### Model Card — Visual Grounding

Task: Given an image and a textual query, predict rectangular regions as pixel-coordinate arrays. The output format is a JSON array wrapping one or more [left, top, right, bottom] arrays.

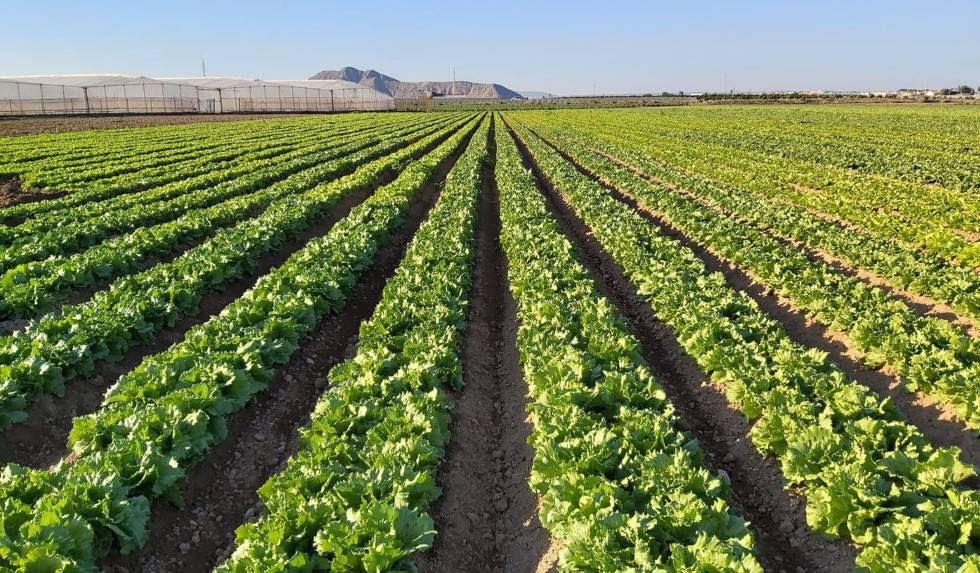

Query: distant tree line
[[937, 85, 976, 95], [698, 92, 863, 100]]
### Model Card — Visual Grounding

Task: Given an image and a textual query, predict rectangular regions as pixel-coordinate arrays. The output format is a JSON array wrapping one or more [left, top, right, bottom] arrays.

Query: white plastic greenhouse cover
[[0, 73, 393, 115], [161, 76, 392, 113]]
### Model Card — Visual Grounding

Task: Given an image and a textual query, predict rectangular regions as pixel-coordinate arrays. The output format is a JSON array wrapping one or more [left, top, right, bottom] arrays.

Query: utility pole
[[202, 59, 207, 78], [452, 66, 456, 96]]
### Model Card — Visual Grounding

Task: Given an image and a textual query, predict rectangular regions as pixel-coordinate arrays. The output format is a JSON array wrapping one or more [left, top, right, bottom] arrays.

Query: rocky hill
[[310, 66, 523, 100]]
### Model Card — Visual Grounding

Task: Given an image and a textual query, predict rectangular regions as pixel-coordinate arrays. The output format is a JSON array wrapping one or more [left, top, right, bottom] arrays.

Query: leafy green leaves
[[505, 114, 980, 571], [0, 116, 467, 428], [496, 121, 761, 571], [0, 116, 479, 570], [218, 117, 489, 571]]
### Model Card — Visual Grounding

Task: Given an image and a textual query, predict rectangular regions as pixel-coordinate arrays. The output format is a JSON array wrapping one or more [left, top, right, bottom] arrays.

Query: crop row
[[218, 115, 491, 572], [540, 120, 980, 324], [18, 122, 321, 190], [0, 124, 324, 222], [601, 106, 980, 192], [650, 119, 980, 267], [0, 115, 457, 274], [0, 114, 347, 172], [19, 120, 331, 196], [0, 115, 474, 428], [511, 116, 980, 434], [0, 113, 444, 226], [505, 116, 979, 572], [0, 122, 330, 236], [531, 109, 980, 269], [0, 116, 454, 319], [0, 116, 480, 571], [493, 122, 764, 570], [22, 114, 406, 193]]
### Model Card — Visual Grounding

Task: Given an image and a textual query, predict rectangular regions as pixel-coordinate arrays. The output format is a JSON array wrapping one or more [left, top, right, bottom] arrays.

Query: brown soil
[[0, 113, 324, 137], [6, 122, 450, 321], [0, 177, 67, 208], [506, 121, 858, 572], [955, 229, 980, 243], [590, 148, 980, 335], [99, 124, 477, 573], [57, 235, 212, 310], [559, 141, 980, 470], [0, 122, 469, 469], [0, 175, 382, 469], [415, 120, 559, 573]]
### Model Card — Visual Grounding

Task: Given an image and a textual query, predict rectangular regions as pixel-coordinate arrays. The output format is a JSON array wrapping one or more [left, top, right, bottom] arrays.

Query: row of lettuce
[[213, 114, 980, 570], [0, 114, 445, 235], [0, 115, 456, 319], [10, 122, 322, 190], [0, 116, 481, 570], [218, 117, 767, 572], [620, 105, 980, 194], [0, 110, 975, 571], [517, 108, 980, 273], [0, 115, 470, 428], [0, 121, 331, 220], [0, 113, 764, 571], [504, 116, 979, 572], [490, 122, 763, 571], [216, 112, 492, 572], [511, 111, 980, 435], [0, 114, 358, 189], [520, 112, 980, 323]]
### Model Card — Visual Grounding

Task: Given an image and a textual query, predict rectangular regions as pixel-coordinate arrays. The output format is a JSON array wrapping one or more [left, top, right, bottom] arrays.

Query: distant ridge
[[310, 66, 524, 100]]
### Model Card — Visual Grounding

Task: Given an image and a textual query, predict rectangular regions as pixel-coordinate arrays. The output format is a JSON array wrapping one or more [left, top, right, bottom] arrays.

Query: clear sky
[[2, 0, 977, 95]]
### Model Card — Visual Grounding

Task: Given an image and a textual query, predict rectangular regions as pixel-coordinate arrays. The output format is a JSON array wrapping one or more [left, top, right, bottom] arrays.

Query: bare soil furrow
[[506, 121, 858, 572], [0, 179, 381, 469], [0, 123, 470, 468], [590, 147, 978, 337], [415, 120, 558, 573], [99, 125, 477, 573], [0, 177, 67, 212], [534, 129, 980, 470]]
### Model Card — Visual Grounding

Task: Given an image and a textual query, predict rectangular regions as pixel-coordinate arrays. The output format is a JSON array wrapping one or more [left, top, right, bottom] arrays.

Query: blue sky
[[3, 0, 977, 95]]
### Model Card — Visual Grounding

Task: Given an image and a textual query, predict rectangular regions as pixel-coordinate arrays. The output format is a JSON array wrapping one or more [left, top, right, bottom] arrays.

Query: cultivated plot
[[0, 106, 976, 572]]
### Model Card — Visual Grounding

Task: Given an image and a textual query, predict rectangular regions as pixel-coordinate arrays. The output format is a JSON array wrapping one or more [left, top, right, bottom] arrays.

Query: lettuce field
[[0, 105, 977, 572]]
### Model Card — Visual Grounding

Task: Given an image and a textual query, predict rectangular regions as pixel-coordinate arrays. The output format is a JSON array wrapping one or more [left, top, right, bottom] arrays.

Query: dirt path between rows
[[100, 124, 479, 573], [1, 122, 449, 324], [589, 147, 979, 337], [415, 120, 559, 573], [0, 175, 381, 470], [529, 127, 980, 473], [0, 177, 67, 209], [0, 125, 467, 469], [505, 120, 858, 572]]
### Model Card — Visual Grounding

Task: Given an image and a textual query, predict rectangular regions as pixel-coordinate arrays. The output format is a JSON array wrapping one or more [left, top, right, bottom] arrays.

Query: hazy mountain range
[[309, 66, 524, 99]]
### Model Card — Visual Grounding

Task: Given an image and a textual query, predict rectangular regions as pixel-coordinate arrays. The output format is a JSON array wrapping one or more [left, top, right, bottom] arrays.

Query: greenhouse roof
[[0, 75, 390, 98], [0, 74, 168, 87]]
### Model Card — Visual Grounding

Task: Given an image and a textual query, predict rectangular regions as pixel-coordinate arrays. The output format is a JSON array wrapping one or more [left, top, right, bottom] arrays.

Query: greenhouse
[[0, 74, 393, 115]]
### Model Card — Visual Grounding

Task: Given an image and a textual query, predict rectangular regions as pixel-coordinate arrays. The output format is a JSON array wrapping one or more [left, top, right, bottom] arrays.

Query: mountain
[[314, 66, 398, 94], [310, 66, 524, 100]]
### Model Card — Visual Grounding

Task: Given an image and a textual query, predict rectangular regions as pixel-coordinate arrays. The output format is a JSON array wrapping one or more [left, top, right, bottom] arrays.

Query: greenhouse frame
[[0, 74, 394, 116]]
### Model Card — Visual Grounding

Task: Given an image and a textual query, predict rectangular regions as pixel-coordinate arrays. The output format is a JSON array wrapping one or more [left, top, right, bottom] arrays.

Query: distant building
[[897, 89, 935, 99]]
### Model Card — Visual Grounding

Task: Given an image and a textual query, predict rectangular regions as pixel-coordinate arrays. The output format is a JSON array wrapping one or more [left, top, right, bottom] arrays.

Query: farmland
[[0, 105, 976, 572]]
